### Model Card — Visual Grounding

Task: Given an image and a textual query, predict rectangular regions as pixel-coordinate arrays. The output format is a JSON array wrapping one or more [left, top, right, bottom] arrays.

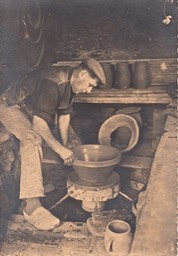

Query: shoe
[[23, 206, 60, 230]]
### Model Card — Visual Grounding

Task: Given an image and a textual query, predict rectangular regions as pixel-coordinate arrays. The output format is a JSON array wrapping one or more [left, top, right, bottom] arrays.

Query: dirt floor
[[0, 179, 136, 255], [0, 240, 99, 256]]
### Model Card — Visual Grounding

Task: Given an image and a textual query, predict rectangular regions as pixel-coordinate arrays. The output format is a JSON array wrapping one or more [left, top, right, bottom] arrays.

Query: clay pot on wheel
[[72, 144, 121, 183]]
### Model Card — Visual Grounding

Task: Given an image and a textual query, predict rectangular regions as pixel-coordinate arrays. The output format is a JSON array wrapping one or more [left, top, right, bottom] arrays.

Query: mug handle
[[105, 238, 114, 253]]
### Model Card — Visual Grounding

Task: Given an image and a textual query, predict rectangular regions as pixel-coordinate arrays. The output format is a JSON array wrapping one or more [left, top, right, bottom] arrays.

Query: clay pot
[[114, 62, 131, 89], [132, 61, 149, 89], [72, 144, 121, 183], [98, 114, 140, 153], [104, 220, 132, 256], [100, 107, 115, 121], [111, 127, 131, 151], [115, 106, 143, 128], [100, 63, 114, 89]]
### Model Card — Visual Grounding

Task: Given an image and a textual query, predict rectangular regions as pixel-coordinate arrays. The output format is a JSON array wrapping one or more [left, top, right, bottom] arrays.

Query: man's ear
[[79, 69, 88, 78]]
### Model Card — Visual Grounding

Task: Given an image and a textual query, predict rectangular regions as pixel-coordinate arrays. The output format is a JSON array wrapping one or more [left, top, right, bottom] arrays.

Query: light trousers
[[0, 102, 45, 199]]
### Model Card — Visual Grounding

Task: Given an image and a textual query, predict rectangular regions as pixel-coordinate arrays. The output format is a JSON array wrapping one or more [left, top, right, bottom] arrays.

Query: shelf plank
[[74, 87, 171, 104], [75, 99, 170, 104], [53, 58, 176, 87], [53, 58, 174, 104]]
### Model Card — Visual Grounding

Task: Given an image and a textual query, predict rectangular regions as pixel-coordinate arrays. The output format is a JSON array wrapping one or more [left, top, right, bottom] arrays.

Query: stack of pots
[[99, 61, 150, 89]]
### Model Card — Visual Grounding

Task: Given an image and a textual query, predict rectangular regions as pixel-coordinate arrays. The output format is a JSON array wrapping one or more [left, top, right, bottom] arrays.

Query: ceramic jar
[[132, 61, 149, 89], [100, 63, 114, 89], [104, 220, 132, 256], [114, 62, 131, 89]]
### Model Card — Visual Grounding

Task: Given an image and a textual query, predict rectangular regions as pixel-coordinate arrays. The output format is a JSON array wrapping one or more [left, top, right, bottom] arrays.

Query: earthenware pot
[[132, 61, 149, 89], [98, 114, 140, 153], [104, 220, 132, 256], [100, 63, 114, 89], [72, 144, 121, 183], [114, 62, 131, 89]]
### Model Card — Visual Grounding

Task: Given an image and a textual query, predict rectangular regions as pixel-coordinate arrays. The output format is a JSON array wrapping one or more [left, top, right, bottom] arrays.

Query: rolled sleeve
[[56, 102, 74, 115], [34, 112, 52, 124]]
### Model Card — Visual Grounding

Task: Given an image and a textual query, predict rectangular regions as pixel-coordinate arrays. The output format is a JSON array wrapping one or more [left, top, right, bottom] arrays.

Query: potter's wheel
[[68, 171, 120, 188], [67, 171, 120, 212]]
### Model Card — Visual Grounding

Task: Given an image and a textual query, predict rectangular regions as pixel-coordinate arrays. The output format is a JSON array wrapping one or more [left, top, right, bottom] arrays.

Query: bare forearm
[[58, 114, 70, 146], [32, 115, 64, 154], [32, 115, 75, 165]]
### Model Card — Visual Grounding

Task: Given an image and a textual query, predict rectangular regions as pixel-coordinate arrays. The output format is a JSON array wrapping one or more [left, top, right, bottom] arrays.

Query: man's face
[[71, 69, 99, 94]]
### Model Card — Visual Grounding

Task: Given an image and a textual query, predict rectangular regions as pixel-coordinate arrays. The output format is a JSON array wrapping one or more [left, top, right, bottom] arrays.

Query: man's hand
[[59, 146, 75, 165]]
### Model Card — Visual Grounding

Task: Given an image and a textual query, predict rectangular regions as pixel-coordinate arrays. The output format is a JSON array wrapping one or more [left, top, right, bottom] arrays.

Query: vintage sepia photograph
[[0, 0, 177, 255]]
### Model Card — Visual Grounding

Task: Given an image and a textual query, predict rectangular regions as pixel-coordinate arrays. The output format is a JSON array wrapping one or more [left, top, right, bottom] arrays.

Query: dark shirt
[[1, 66, 75, 124]]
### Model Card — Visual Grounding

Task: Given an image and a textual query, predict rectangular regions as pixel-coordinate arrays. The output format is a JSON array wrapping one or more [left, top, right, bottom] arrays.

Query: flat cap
[[82, 58, 106, 86]]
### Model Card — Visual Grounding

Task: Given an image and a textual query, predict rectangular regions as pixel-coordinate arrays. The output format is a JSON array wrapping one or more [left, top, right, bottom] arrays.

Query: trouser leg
[[19, 139, 44, 199], [0, 104, 45, 199]]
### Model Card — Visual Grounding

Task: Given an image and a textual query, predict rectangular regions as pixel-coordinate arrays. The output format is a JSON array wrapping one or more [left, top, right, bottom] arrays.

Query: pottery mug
[[104, 220, 132, 256]]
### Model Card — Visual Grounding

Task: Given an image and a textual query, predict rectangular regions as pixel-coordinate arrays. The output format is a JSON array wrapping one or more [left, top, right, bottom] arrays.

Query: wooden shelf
[[74, 88, 171, 104], [53, 58, 175, 104]]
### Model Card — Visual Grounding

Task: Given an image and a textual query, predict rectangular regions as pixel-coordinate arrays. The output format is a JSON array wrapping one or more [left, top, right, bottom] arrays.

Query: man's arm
[[58, 114, 70, 146], [32, 115, 74, 165]]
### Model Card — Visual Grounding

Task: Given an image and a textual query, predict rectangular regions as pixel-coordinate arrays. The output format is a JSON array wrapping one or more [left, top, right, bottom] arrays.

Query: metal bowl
[[72, 144, 121, 183]]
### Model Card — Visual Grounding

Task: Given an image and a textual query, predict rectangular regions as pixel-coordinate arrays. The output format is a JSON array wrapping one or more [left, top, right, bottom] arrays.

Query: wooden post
[[152, 108, 167, 150]]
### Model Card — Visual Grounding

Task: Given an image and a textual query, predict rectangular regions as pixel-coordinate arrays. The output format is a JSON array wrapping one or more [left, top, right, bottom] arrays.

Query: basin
[[72, 144, 121, 183]]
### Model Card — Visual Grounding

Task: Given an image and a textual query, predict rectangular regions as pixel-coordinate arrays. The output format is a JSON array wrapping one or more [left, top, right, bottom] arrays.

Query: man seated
[[0, 58, 106, 230]]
